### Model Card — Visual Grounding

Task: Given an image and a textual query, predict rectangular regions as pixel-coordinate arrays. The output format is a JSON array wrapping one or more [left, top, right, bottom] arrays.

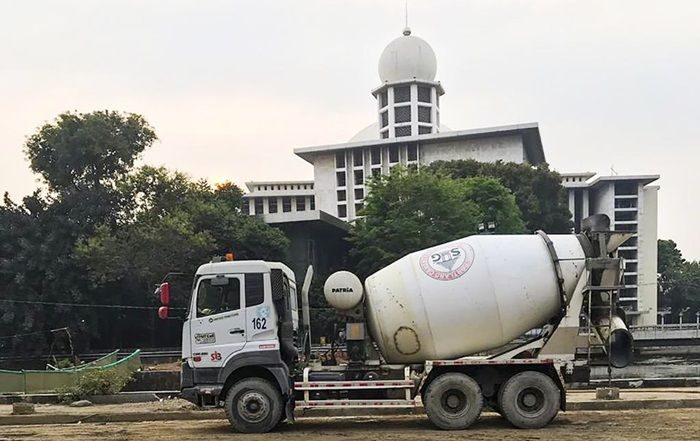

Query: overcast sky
[[1, 1, 698, 259]]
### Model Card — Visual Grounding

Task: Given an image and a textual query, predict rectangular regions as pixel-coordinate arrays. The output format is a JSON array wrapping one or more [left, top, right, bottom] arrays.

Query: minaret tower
[[373, 27, 444, 139]]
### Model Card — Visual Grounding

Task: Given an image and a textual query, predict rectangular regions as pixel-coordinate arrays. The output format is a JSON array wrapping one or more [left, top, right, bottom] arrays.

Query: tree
[[1, 111, 289, 354], [657, 240, 700, 320], [1, 112, 156, 354], [25, 111, 156, 194], [349, 167, 524, 278], [427, 160, 572, 233], [462, 177, 526, 234], [75, 167, 289, 347]]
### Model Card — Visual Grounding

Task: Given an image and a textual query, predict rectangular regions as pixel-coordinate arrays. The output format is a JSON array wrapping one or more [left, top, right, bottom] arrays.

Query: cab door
[[190, 275, 246, 372]]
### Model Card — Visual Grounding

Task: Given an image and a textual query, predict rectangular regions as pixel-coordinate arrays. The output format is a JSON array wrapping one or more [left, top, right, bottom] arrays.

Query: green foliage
[[24, 111, 156, 193], [349, 167, 524, 278], [54, 358, 75, 369], [0, 111, 289, 353], [657, 240, 700, 319], [58, 369, 133, 400], [427, 159, 572, 233], [462, 177, 526, 234]]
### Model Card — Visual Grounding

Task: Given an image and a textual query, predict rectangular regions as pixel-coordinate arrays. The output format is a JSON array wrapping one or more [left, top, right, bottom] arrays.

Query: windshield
[[196, 277, 241, 317]]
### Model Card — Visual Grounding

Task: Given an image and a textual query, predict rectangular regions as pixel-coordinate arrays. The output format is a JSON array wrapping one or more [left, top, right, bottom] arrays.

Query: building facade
[[239, 26, 661, 323], [562, 173, 660, 326], [295, 124, 544, 221]]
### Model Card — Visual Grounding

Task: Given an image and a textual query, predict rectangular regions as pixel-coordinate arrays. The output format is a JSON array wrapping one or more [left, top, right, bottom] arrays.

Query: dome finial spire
[[403, 0, 411, 35]]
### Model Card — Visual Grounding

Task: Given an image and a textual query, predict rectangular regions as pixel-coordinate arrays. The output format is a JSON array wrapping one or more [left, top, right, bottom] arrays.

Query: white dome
[[378, 28, 437, 83]]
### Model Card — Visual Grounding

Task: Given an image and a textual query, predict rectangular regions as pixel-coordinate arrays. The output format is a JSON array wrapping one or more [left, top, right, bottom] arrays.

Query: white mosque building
[[241, 27, 660, 326]]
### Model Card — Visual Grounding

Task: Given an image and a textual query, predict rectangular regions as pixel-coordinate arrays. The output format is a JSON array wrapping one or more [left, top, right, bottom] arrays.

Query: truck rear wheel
[[424, 373, 483, 430], [224, 378, 283, 433], [498, 371, 560, 429]]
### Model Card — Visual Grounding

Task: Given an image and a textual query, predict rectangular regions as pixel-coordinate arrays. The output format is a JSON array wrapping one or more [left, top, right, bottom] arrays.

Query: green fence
[[46, 350, 119, 371], [0, 350, 141, 394]]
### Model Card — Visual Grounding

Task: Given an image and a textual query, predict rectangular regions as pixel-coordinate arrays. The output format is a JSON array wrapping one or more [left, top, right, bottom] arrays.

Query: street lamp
[[478, 221, 497, 235]]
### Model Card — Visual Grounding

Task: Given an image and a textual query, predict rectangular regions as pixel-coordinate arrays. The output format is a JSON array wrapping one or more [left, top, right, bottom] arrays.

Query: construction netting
[[0, 349, 141, 394]]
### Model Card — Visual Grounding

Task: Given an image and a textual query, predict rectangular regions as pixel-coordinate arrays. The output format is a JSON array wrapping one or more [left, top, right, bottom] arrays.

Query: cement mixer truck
[[165, 214, 634, 433]]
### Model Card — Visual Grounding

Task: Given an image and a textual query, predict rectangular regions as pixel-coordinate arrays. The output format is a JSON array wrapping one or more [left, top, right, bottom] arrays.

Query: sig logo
[[419, 244, 475, 281], [331, 287, 354, 293], [210, 351, 222, 362]]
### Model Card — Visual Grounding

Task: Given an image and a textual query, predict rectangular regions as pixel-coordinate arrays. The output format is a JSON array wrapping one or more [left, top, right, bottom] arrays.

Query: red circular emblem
[[419, 244, 475, 281]]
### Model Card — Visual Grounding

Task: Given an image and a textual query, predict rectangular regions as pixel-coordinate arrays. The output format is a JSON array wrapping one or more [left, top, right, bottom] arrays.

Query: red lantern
[[158, 306, 169, 320], [159, 282, 170, 305]]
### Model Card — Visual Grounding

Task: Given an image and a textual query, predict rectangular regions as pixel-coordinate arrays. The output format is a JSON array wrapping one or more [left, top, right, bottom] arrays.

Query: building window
[[336, 171, 346, 187], [353, 149, 363, 166], [615, 181, 638, 196], [337, 190, 346, 202], [354, 188, 364, 200], [395, 126, 411, 137], [335, 151, 345, 168], [310, 196, 315, 210], [296, 197, 306, 212], [355, 203, 364, 215], [407, 144, 418, 161], [241, 199, 250, 214], [354, 169, 364, 186], [394, 106, 411, 123], [282, 197, 292, 212], [418, 86, 431, 103], [389, 145, 399, 163], [254, 198, 264, 215], [338, 204, 347, 218], [379, 90, 388, 108], [394, 85, 410, 103], [372, 168, 381, 178], [381, 131, 389, 139], [418, 106, 431, 123], [268, 197, 278, 213], [371, 146, 381, 165], [380, 111, 388, 128], [418, 126, 432, 135]]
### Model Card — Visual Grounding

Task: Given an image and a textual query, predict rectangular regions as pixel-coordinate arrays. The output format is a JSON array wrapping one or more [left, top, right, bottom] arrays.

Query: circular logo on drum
[[419, 244, 475, 281]]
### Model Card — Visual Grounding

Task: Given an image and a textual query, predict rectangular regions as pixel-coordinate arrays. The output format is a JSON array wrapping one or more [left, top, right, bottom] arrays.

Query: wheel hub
[[238, 391, 269, 423], [441, 389, 467, 414], [517, 387, 545, 414]]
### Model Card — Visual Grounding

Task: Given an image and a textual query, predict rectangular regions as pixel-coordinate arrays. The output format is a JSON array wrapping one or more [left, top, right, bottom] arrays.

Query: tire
[[224, 377, 283, 433], [498, 371, 560, 429], [424, 373, 483, 430]]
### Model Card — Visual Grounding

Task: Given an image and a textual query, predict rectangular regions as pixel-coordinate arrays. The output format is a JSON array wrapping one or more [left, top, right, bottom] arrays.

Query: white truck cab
[[179, 258, 299, 427]]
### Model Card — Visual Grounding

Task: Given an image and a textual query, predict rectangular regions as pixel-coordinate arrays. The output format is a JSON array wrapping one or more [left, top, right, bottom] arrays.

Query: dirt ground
[[1, 409, 699, 441]]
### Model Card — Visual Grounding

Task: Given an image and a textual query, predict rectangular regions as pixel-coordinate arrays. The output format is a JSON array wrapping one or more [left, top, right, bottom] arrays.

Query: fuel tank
[[363, 234, 587, 364]]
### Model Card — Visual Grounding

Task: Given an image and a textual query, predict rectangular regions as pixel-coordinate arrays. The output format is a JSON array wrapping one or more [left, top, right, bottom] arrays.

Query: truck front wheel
[[498, 371, 560, 429], [424, 372, 483, 430], [224, 378, 283, 433]]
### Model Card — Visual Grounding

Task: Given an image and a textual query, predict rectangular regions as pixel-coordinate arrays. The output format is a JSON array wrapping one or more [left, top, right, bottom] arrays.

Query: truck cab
[[178, 258, 299, 426]]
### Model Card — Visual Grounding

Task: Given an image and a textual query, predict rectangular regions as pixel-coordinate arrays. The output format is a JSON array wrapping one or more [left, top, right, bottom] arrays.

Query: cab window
[[197, 277, 241, 317]]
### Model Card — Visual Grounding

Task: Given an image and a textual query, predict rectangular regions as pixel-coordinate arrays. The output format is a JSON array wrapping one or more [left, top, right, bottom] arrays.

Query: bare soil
[[1, 409, 698, 441]]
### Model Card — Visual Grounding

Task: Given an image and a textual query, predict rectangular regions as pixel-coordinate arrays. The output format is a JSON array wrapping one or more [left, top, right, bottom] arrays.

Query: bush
[[58, 368, 133, 400], [54, 358, 75, 369]]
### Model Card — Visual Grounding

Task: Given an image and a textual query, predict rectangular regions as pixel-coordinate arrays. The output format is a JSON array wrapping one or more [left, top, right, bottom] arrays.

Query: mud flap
[[285, 396, 295, 423]]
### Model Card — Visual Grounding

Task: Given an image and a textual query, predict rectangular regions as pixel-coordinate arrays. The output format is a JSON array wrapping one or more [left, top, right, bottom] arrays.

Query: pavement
[[1, 388, 699, 426]]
